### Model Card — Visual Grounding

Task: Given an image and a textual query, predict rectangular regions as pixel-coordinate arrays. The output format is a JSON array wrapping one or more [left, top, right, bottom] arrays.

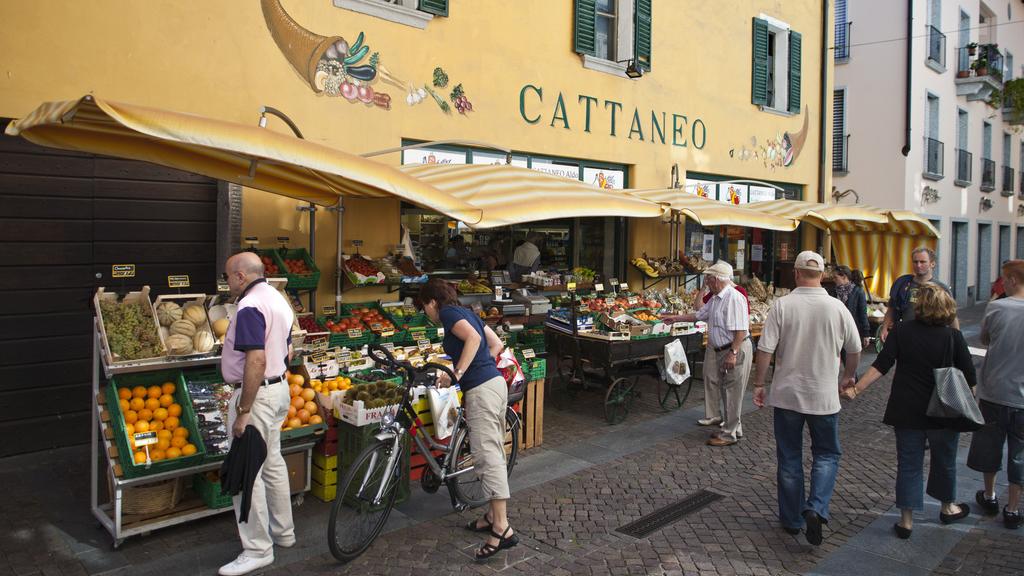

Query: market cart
[[546, 327, 704, 424]]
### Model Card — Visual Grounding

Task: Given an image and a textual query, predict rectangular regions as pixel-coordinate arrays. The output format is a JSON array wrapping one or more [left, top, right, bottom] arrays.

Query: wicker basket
[[115, 476, 184, 516]]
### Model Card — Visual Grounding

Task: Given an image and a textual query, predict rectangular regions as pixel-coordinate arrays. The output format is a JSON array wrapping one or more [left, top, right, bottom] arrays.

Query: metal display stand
[[90, 324, 315, 548]]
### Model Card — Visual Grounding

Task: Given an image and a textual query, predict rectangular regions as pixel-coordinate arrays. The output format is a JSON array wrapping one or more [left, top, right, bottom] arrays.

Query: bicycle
[[327, 344, 521, 563]]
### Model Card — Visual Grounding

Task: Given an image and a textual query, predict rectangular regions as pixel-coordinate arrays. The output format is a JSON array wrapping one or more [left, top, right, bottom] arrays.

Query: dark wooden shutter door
[[788, 30, 802, 113], [751, 18, 769, 106], [633, 0, 652, 70], [418, 0, 448, 17], [574, 0, 597, 56]]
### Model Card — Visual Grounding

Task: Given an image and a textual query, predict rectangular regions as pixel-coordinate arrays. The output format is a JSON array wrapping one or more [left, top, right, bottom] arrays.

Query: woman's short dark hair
[[850, 269, 864, 287], [834, 265, 852, 280], [417, 277, 460, 309]]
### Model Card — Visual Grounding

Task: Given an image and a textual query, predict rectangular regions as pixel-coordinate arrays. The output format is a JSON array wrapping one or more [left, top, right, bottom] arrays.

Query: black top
[[839, 285, 870, 339], [873, 320, 976, 429]]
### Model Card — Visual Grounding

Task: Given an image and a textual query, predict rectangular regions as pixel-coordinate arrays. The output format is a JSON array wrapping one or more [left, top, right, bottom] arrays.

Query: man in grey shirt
[[968, 259, 1024, 529]]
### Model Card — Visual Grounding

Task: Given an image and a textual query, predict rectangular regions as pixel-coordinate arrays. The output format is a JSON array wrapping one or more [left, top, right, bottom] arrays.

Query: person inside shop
[[218, 252, 295, 576], [662, 260, 752, 446], [444, 235, 471, 268], [833, 265, 870, 351], [880, 247, 957, 341], [477, 238, 506, 272], [509, 232, 544, 282], [417, 278, 519, 561]]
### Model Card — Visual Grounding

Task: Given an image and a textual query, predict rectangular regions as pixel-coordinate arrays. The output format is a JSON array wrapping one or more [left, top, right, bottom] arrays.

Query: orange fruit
[[129, 397, 145, 411], [124, 410, 139, 425], [170, 436, 187, 449], [289, 384, 302, 398], [156, 438, 171, 451], [287, 406, 297, 419], [167, 404, 182, 417], [300, 388, 315, 402], [327, 380, 338, 391], [165, 447, 182, 459], [134, 420, 150, 433], [157, 429, 172, 440], [133, 452, 148, 464], [150, 420, 164, 432], [153, 407, 168, 421], [147, 385, 162, 399], [137, 408, 153, 422], [287, 373, 304, 387], [150, 449, 166, 462], [161, 382, 176, 395], [304, 401, 318, 415], [287, 417, 302, 429], [290, 396, 306, 409], [144, 398, 160, 411], [297, 409, 310, 423], [309, 414, 323, 425], [125, 422, 135, 435], [118, 388, 132, 400], [119, 399, 130, 413], [181, 444, 197, 456], [173, 427, 189, 439], [164, 416, 179, 430], [159, 394, 174, 408], [131, 386, 147, 399]]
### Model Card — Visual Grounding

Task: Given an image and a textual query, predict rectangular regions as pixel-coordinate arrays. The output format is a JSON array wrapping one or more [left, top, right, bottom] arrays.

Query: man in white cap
[[662, 260, 751, 446], [750, 251, 862, 546]]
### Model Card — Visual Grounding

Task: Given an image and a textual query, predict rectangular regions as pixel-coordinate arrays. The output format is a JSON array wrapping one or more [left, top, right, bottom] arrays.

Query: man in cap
[[751, 251, 862, 545], [662, 260, 752, 446]]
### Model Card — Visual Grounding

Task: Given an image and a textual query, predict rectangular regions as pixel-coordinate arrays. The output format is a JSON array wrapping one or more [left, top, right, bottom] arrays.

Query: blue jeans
[[774, 408, 841, 529], [894, 428, 960, 510]]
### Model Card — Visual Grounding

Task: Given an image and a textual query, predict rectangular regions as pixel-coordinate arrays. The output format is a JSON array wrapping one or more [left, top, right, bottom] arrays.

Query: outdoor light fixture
[[617, 59, 644, 79], [832, 186, 860, 203], [979, 197, 994, 211], [921, 186, 940, 204]]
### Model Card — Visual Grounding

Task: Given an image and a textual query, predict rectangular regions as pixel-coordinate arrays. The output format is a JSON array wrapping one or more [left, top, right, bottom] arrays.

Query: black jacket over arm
[[872, 320, 976, 429], [843, 285, 871, 339]]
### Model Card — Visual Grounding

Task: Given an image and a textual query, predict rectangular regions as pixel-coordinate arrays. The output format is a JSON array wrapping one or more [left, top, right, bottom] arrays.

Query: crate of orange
[[106, 369, 205, 479], [281, 372, 328, 441]]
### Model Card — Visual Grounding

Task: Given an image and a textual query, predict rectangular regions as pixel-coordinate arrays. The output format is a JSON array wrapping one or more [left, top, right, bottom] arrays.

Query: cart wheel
[[558, 356, 582, 398], [659, 377, 694, 410], [604, 377, 635, 425]]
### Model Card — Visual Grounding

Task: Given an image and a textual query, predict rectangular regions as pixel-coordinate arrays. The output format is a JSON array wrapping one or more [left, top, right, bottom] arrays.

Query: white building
[[833, 0, 1024, 306]]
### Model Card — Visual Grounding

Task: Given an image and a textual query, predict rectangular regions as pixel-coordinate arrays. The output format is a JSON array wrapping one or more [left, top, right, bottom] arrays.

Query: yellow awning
[[4, 95, 484, 222], [400, 164, 665, 228], [743, 199, 890, 230], [626, 188, 800, 231]]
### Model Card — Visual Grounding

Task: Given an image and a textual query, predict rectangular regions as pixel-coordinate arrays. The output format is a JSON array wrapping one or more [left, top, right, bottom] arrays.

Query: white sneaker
[[218, 552, 274, 576], [697, 417, 722, 426]]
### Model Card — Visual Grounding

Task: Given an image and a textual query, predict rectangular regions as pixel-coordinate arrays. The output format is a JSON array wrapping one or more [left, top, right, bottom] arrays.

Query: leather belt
[[231, 374, 285, 389], [712, 336, 751, 353]]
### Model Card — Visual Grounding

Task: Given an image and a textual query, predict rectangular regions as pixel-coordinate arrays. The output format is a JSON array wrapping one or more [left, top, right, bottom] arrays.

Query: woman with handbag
[[842, 283, 976, 538], [417, 278, 518, 561]]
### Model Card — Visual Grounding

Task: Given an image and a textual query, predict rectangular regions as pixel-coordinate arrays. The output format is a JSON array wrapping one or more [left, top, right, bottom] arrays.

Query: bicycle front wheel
[[449, 407, 520, 508], [327, 439, 402, 563]]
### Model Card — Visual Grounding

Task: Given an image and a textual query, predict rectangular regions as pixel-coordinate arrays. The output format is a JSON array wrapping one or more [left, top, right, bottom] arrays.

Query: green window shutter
[[633, 0, 652, 70], [418, 0, 447, 17], [574, 0, 597, 56], [751, 18, 769, 106], [788, 30, 802, 113]]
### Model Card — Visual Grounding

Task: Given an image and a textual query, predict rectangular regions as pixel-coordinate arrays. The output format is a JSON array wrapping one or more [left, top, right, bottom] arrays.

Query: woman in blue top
[[419, 278, 518, 561]]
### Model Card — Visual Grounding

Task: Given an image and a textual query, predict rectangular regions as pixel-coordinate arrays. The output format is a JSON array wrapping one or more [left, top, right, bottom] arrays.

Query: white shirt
[[512, 241, 540, 268], [696, 284, 749, 348]]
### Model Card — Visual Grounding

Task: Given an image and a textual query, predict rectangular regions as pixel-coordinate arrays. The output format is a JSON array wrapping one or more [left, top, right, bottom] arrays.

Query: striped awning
[[400, 163, 665, 228], [4, 95, 484, 223], [626, 188, 800, 231], [743, 199, 891, 230]]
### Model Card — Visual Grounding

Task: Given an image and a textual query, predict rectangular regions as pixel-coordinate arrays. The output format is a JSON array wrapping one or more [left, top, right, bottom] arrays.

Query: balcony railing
[[835, 21, 852, 61], [927, 26, 946, 68], [924, 137, 944, 178], [1003, 166, 1015, 194], [833, 134, 849, 172], [957, 44, 1004, 80], [955, 148, 972, 183], [981, 158, 996, 191]]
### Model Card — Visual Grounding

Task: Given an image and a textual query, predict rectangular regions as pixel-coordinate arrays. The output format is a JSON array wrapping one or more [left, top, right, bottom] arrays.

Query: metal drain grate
[[616, 490, 723, 538]]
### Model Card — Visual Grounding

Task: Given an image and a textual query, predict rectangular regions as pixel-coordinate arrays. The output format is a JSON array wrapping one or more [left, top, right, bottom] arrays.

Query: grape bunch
[[449, 84, 473, 114], [101, 298, 164, 360]]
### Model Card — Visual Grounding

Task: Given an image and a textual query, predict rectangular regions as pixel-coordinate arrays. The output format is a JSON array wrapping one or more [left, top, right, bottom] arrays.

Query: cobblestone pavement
[[4, 302, 1022, 576]]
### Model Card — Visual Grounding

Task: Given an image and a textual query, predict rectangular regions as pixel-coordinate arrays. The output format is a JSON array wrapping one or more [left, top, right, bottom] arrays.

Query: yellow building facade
[[0, 0, 833, 304]]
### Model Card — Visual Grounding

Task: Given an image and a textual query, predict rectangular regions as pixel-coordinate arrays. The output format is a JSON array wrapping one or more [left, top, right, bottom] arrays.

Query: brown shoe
[[707, 436, 738, 447]]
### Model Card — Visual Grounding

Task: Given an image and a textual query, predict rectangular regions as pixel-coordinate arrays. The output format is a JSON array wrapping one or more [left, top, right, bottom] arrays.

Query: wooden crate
[[519, 379, 545, 450], [94, 286, 167, 369]]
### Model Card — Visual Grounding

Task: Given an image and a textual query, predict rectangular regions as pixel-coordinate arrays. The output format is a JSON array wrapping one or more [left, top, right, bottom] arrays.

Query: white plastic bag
[[428, 386, 461, 440], [664, 339, 691, 385]]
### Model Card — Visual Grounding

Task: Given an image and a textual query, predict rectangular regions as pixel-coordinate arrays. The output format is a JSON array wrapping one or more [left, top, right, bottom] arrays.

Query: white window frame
[[758, 14, 792, 115], [582, 0, 636, 78], [333, 0, 433, 30]]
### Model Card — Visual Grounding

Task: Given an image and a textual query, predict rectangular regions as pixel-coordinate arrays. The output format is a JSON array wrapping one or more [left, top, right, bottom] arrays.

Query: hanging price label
[[417, 339, 430, 350], [167, 275, 190, 288], [594, 283, 605, 292], [347, 329, 363, 339], [276, 236, 290, 243], [436, 328, 444, 338], [308, 351, 328, 364], [309, 338, 329, 352], [381, 342, 395, 352], [217, 280, 230, 293], [111, 264, 136, 278], [133, 431, 158, 447], [370, 323, 384, 332], [244, 236, 259, 244], [337, 349, 351, 361], [522, 348, 536, 359], [352, 239, 364, 247], [381, 330, 394, 338], [567, 282, 577, 291], [609, 277, 619, 287], [620, 282, 629, 291], [321, 305, 337, 316], [628, 296, 639, 306], [604, 297, 616, 305]]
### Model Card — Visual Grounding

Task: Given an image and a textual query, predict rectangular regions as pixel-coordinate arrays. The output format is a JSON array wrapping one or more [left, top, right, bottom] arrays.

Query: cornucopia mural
[[261, 0, 473, 114], [729, 106, 809, 169]]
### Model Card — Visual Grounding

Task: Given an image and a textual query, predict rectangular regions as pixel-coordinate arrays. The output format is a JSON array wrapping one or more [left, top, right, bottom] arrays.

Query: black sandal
[[464, 513, 492, 533], [475, 525, 519, 561]]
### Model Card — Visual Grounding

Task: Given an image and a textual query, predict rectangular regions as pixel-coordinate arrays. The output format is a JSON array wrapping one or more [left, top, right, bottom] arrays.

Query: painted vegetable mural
[[261, 0, 473, 115]]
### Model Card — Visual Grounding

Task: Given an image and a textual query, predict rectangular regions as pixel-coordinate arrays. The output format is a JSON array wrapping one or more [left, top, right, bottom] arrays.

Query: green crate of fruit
[[337, 421, 410, 510], [403, 325, 444, 345], [373, 329, 408, 346], [255, 249, 287, 278], [106, 369, 206, 479], [275, 248, 320, 290], [193, 472, 234, 509], [316, 315, 372, 349], [348, 370, 404, 388]]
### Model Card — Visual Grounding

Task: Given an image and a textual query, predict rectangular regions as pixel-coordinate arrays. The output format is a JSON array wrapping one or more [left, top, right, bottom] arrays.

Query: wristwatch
[[236, 404, 252, 415], [729, 349, 739, 356]]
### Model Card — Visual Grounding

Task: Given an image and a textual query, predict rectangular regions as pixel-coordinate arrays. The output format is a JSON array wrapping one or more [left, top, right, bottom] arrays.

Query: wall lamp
[[979, 197, 994, 211], [921, 186, 940, 204], [617, 59, 644, 79], [832, 186, 860, 203]]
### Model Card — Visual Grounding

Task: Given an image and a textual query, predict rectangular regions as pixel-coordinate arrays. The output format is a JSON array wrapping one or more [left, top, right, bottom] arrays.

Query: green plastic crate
[[275, 247, 321, 290], [182, 369, 231, 464], [337, 421, 410, 510], [403, 325, 444, 345], [107, 369, 206, 479], [193, 473, 233, 509], [517, 357, 546, 381], [348, 371, 403, 388], [373, 329, 408, 346], [317, 315, 373, 348]]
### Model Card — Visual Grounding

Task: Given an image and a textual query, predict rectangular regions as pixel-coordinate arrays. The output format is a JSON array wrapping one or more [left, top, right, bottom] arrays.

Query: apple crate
[[105, 369, 206, 479], [94, 286, 167, 370]]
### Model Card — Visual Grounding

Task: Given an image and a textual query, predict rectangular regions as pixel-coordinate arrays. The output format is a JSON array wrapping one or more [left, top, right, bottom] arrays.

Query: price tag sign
[[111, 264, 136, 278], [167, 275, 190, 288], [370, 322, 383, 332], [628, 296, 639, 306], [417, 339, 430, 350], [244, 236, 259, 245], [347, 329, 363, 339], [308, 351, 328, 364], [494, 286, 503, 300], [436, 328, 444, 338], [594, 283, 605, 292], [567, 282, 577, 291], [276, 236, 290, 243], [604, 297, 616, 305], [321, 305, 337, 316], [133, 431, 158, 447], [337, 349, 351, 362], [403, 305, 417, 315], [620, 282, 629, 291], [381, 342, 395, 352], [216, 280, 230, 293], [609, 277, 619, 287], [352, 239, 364, 247], [309, 338, 329, 352], [522, 348, 536, 359], [381, 330, 395, 338]]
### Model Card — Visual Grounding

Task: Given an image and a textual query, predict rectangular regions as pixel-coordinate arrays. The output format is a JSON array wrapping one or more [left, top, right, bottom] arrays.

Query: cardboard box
[[283, 451, 307, 495]]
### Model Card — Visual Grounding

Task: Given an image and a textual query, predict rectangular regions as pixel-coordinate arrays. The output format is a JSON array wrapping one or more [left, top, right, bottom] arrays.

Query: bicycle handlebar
[[366, 344, 458, 387]]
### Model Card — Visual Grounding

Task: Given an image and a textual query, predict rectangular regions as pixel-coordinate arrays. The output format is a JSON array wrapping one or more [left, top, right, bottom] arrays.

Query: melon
[[156, 301, 183, 327], [183, 304, 207, 327], [193, 330, 216, 354], [166, 333, 194, 355], [212, 318, 230, 339], [169, 319, 197, 337]]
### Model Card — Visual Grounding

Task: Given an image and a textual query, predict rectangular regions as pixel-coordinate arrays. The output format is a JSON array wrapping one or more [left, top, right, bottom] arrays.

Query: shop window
[[752, 16, 801, 114], [334, 0, 447, 30], [574, 0, 651, 77]]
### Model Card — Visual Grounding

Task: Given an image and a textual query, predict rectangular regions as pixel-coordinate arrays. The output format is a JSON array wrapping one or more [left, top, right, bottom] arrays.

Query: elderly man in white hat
[[663, 260, 751, 446]]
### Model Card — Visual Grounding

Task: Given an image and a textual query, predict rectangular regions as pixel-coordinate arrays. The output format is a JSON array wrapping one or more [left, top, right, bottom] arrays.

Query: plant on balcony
[[971, 56, 989, 76], [1003, 78, 1024, 123], [966, 42, 978, 55], [988, 88, 1002, 109]]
